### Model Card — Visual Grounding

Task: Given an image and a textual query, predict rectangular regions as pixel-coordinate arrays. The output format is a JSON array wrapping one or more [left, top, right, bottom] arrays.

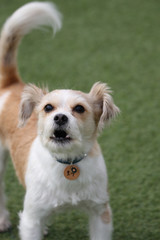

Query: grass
[[0, 0, 160, 239]]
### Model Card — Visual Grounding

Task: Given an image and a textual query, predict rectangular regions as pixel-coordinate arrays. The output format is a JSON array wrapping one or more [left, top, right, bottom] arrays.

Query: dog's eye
[[73, 105, 85, 113], [44, 104, 54, 113]]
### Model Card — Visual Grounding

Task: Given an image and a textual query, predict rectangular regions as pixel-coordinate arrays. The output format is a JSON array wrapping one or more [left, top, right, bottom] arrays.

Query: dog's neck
[[55, 153, 87, 165]]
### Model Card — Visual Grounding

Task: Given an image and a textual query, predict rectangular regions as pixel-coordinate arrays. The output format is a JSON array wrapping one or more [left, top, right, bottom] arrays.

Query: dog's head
[[19, 82, 119, 156]]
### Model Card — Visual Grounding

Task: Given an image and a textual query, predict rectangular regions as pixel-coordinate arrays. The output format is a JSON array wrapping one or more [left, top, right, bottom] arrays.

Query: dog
[[0, 2, 119, 240]]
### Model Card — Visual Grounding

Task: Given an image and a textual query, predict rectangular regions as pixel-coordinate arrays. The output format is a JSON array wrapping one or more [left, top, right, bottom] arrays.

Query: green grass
[[0, 0, 160, 239]]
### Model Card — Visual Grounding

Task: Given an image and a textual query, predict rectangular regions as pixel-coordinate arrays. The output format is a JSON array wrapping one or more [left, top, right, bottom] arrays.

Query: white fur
[[18, 87, 114, 240], [89, 212, 113, 240], [37, 90, 96, 156], [2, 2, 62, 36], [0, 92, 11, 115], [0, 1, 62, 75], [19, 136, 111, 240]]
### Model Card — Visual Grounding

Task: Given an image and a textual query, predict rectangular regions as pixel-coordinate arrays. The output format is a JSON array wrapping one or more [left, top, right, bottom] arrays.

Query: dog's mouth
[[50, 130, 72, 143]]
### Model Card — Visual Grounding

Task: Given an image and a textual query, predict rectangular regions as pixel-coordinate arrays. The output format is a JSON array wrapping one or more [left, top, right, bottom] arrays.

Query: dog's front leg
[[19, 191, 49, 240], [89, 203, 113, 240], [19, 209, 43, 240]]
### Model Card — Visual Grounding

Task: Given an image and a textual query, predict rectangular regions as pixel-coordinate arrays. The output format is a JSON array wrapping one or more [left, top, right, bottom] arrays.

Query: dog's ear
[[18, 84, 47, 127], [89, 82, 120, 131]]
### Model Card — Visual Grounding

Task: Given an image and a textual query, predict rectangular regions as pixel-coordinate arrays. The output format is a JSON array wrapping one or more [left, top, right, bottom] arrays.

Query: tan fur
[[0, 29, 21, 88], [0, 82, 100, 186], [0, 82, 119, 187], [101, 203, 111, 224], [36, 89, 94, 123], [0, 16, 119, 189], [0, 83, 37, 186], [0, 2, 62, 188], [88, 141, 101, 157], [89, 82, 120, 131], [19, 84, 46, 127]]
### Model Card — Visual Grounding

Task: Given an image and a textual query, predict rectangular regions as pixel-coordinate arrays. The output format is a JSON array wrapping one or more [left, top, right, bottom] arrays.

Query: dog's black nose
[[54, 114, 68, 126]]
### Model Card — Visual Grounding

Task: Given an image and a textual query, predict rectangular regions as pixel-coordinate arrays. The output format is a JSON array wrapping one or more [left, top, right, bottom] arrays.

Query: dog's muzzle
[[50, 114, 71, 143], [50, 129, 71, 144]]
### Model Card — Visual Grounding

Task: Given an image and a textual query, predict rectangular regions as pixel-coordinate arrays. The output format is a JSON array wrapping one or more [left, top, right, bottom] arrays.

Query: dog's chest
[[27, 162, 107, 208], [25, 137, 108, 210]]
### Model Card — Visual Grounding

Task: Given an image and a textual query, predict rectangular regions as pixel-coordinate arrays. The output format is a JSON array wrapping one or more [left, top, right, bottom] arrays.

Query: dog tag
[[64, 165, 80, 180]]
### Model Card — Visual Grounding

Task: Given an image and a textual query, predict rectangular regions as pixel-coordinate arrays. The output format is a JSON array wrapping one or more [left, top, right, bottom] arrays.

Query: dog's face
[[19, 82, 119, 156], [37, 89, 97, 155]]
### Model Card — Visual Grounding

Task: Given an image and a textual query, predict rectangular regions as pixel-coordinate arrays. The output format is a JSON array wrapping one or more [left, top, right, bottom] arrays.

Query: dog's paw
[[0, 214, 11, 232]]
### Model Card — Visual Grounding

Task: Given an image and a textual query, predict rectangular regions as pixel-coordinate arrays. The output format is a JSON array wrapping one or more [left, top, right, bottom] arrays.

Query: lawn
[[0, 0, 159, 239]]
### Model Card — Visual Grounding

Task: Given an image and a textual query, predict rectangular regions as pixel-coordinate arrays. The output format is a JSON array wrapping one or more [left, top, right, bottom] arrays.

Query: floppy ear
[[18, 84, 47, 127], [89, 82, 120, 131]]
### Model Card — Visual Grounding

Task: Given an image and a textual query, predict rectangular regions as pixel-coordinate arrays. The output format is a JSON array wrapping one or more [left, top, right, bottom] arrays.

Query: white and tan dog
[[0, 2, 119, 240]]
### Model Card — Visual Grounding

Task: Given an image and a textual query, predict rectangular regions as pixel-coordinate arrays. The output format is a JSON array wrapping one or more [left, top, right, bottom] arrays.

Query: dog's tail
[[0, 1, 62, 88]]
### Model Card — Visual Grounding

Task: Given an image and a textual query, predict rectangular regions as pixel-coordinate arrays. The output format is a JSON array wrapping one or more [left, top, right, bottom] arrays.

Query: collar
[[56, 153, 87, 165]]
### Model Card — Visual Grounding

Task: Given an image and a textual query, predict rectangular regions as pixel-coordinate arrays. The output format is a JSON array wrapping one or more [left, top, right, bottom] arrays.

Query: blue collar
[[56, 153, 87, 165]]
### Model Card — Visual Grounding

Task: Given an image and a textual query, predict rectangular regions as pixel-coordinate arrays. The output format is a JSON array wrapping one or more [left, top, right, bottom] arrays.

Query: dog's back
[[0, 2, 62, 186]]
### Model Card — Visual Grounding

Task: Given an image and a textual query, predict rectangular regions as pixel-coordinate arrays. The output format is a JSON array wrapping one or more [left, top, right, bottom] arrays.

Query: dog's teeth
[[66, 135, 70, 138]]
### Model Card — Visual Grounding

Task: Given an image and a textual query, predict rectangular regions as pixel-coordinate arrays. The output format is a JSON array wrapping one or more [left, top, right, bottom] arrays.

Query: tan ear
[[18, 84, 47, 127], [89, 82, 120, 131]]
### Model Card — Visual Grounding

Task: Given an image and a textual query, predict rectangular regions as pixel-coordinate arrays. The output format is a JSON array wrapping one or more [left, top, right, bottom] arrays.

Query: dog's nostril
[[54, 115, 59, 121], [62, 115, 68, 122], [54, 114, 68, 125]]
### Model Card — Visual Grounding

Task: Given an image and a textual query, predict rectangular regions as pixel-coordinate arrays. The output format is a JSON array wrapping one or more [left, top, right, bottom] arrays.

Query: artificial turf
[[0, 0, 159, 239]]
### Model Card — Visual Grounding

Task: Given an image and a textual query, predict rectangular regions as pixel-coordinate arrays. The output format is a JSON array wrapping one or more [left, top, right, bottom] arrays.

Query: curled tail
[[0, 1, 62, 88]]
